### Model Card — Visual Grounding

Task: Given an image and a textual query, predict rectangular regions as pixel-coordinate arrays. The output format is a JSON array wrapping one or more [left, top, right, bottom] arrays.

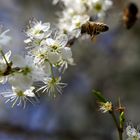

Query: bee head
[[128, 2, 138, 15], [103, 25, 109, 32]]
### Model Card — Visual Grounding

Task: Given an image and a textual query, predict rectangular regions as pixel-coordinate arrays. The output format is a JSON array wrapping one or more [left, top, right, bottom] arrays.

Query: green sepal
[[93, 90, 107, 103]]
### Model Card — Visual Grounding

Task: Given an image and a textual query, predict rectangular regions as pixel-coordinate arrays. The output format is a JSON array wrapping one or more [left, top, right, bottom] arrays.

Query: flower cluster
[[0, 20, 74, 108], [0, 0, 113, 108], [53, 0, 113, 38], [126, 124, 140, 140]]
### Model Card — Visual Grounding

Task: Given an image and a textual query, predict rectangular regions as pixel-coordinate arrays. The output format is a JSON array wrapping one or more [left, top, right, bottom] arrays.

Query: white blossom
[[0, 20, 74, 107], [88, 0, 113, 19], [58, 8, 89, 37], [2, 86, 35, 108], [37, 77, 67, 97], [54, 0, 88, 13], [7, 55, 46, 92], [45, 34, 68, 63], [0, 50, 11, 84], [12, 55, 45, 81], [32, 32, 74, 67], [54, 0, 113, 37], [99, 101, 112, 113], [9, 73, 34, 91], [24, 20, 51, 44], [126, 125, 140, 140], [59, 47, 74, 71]]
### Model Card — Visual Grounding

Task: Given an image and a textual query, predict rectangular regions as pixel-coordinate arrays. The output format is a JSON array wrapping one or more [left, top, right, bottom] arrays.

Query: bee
[[123, 2, 138, 29], [81, 21, 109, 40]]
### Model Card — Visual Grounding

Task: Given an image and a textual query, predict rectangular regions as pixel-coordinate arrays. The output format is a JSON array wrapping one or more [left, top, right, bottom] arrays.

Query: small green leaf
[[93, 90, 107, 103]]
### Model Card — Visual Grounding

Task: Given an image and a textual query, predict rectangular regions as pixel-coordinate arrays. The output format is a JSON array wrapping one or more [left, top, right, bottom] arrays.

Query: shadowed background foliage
[[0, 0, 140, 139]]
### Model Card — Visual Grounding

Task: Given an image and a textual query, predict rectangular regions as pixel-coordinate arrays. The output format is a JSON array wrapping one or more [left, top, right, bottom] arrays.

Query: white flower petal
[[5, 50, 11, 61], [24, 87, 35, 97], [24, 38, 32, 44], [0, 29, 11, 46], [9, 74, 33, 90], [46, 38, 55, 46], [60, 47, 72, 60], [42, 23, 50, 31], [42, 62, 52, 76], [56, 34, 68, 47], [48, 52, 61, 64], [12, 55, 26, 67]]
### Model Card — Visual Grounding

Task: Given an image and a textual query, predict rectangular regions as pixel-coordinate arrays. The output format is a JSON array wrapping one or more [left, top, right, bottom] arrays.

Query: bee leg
[[94, 28, 100, 35], [91, 35, 97, 43], [87, 23, 91, 35]]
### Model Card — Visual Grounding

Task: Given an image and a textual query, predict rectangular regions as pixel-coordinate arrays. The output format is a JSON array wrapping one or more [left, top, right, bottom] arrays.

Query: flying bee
[[81, 21, 109, 40], [81, 21, 109, 36], [123, 2, 138, 29]]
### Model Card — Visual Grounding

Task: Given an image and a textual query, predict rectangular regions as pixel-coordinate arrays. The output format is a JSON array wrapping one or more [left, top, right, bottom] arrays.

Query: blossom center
[[94, 3, 102, 12], [51, 45, 59, 50], [16, 91, 24, 97], [34, 30, 44, 35], [22, 67, 32, 75]]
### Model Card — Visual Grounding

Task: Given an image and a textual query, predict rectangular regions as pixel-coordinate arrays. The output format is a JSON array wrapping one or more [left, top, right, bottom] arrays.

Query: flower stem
[[49, 62, 55, 80], [0, 50, 10, 66], [49, 62, 57, 98], [110, 110, 123, 140]]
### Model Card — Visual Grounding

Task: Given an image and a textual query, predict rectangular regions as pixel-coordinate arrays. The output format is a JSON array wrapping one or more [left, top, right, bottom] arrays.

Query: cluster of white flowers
[[0, 20, 74, 108], [53, 0, 113, 38], [0, 1, 113, 108], [126, 124, 140, 140]]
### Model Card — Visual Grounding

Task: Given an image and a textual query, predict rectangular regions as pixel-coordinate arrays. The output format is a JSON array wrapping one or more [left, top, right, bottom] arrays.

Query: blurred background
[[0, 0, 140, 139]]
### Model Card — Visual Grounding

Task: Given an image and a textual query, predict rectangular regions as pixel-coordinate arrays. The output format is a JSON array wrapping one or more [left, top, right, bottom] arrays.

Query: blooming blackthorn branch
[[0, 0, 113, 108]]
